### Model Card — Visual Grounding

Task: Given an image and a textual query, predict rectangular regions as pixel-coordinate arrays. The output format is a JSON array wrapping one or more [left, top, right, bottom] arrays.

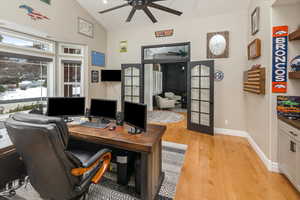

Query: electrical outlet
[[225, 120, 228, 125]]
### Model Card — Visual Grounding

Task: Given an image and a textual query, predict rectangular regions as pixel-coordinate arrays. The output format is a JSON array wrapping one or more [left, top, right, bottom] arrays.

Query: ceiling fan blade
[[126, 8, 136, 22], [151, 0, 167, 2], [143, 7, 157, 23], [148, 3, 183, 16], [99, 3, 129, 14]]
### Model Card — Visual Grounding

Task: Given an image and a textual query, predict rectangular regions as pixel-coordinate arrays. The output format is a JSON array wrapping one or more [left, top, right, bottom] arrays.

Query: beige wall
[[246, 0, 272, 161], [106, 11, 248, 131], [246, 0, 300, 163], [0, 0, 107, 100], [270, 3, 300, 162]]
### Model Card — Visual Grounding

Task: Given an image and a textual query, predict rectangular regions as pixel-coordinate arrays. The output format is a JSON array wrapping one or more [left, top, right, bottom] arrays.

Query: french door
[[121, 64, 144, 111], [187, 60, 214, 135]]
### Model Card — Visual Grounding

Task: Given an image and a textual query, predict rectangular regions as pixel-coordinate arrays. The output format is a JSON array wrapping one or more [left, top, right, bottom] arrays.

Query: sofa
[[155, 95, 176, 109]]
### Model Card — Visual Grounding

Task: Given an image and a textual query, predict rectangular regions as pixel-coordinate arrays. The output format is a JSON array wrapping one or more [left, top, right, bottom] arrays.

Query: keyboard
[[80, 121, 109, 129]]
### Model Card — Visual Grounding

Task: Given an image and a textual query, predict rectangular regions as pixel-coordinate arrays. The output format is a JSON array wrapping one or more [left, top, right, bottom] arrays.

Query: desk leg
[[140, 140, 164, 200], [141, 152, 151, 200]]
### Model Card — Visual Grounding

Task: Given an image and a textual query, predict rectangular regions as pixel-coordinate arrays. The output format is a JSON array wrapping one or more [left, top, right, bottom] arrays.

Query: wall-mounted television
[[101, 70, 121, 82]]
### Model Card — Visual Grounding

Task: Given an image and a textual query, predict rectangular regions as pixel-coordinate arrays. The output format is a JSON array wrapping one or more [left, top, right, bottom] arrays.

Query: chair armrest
[[71, 149, 111, 178]]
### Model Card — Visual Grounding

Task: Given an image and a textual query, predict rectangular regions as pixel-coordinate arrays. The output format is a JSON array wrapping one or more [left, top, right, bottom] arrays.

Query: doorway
[[121, 42, 215, 135]]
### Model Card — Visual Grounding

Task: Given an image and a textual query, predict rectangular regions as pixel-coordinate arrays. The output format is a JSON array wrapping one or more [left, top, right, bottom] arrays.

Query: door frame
[[187, 60, 214, 135]]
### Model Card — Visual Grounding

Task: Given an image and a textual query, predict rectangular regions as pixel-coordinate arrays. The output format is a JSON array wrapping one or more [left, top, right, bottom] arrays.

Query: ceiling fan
[[99, 0, 183, 23]]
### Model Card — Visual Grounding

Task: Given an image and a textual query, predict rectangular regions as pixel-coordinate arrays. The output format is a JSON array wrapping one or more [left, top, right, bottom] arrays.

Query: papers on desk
[[0, 128, 13, 149]]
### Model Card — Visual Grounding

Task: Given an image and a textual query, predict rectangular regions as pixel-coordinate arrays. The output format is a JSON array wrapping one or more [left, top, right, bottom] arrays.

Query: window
[[0, 55, 51, 115], [0, 31, 54, 53], [59, 43, 84, 56], [63, 62, 81, 97], [144, 44, 189, 61], [63, 46, 82, 55]]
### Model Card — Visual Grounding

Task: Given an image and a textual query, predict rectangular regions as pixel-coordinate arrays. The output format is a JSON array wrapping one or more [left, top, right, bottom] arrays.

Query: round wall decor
[[214, 70, 224, 81]]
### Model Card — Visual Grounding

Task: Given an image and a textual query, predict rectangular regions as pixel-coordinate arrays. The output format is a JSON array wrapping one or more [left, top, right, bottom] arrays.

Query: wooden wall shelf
[[243, 68, 266, 94], [289, 28, 300, 41], [289, 71, 300, 79]]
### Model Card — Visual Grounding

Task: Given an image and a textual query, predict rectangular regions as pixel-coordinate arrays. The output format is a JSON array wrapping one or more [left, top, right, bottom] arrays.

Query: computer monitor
[[89, 99, 117, 120], [124, 101, 147, 134], [47, 97, 85, 119]]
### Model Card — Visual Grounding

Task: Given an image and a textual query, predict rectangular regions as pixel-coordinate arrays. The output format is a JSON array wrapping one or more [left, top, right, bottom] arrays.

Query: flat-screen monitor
[[101, 70, 121, 82], [124, 101, 147, 132], [47, 97, 85, 117], [90, 99, 117, 120]]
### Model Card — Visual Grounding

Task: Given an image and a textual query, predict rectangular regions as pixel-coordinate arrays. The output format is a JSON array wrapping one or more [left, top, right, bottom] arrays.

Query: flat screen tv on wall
[[101, 70, 121, 82]]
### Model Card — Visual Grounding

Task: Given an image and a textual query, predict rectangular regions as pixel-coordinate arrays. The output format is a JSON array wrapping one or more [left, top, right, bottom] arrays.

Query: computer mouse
[[109, 126, 116, 131]]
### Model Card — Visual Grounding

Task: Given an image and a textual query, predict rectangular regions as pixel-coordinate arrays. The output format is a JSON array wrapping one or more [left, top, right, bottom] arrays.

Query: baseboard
[[214, 128, 248, 137], [215, 127, 279, 173], [162, 141, 188, 151]]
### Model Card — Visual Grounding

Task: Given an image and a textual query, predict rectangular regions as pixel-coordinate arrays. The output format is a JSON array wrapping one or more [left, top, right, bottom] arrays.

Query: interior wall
[[246, 0, 272, 162], [105, 11, 248, 131], [0, 0, 108, 102], [270, 3, 300, 162], [161, 63, 187, 96]]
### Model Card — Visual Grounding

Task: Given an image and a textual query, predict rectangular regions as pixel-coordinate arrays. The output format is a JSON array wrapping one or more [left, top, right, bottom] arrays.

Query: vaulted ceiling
[[76, 0, 250, 31]]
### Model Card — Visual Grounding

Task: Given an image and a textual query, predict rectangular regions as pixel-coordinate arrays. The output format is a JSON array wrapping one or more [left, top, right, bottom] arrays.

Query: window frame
[[0, 30, 55, 54]]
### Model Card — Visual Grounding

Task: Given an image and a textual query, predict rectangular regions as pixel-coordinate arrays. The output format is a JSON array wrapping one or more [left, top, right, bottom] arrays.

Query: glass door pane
[[121, 64, 144, 111], [187, 61, 214, 135], [63, 63, 81, 97]]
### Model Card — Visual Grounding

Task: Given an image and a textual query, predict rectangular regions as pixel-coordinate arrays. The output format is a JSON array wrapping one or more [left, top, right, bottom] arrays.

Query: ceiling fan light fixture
[[103, 0, 108, 4]]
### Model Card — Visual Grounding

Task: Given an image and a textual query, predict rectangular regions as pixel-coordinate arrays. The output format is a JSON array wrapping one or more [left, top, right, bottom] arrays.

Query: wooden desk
[[69, 124, 167, 200]]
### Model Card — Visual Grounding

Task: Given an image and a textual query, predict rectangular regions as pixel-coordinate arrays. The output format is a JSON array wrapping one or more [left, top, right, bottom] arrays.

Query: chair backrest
[[165, 92, 174, 99], [5, 113, 80, 200]]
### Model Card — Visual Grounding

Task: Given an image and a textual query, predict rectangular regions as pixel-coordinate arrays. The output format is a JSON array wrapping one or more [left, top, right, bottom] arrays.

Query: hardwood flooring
[[158, 113, 300, 200]]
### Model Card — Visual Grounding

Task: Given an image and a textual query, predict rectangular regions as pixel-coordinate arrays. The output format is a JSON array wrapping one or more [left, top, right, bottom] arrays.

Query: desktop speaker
[[116, 112, 123, 126]]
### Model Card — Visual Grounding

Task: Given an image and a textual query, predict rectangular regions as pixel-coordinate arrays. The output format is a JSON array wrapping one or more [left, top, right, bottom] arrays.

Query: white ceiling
[[272, 0, 300, 6], [76, 0, 250, 31]]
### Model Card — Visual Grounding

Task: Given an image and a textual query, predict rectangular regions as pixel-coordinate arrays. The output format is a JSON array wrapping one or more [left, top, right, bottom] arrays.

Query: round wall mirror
[[209, 34, 227, 56]]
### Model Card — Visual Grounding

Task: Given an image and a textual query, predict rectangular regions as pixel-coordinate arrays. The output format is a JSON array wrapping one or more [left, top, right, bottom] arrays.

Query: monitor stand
[[128, 127, 142, 135]]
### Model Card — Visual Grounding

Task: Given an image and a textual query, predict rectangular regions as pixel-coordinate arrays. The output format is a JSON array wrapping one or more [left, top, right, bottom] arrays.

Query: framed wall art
[[248, 39, 261, 60], [92, 51, 105, 67], [251, 7, 260, 35], [78, 17, 94, 38], [91, 70, 99, 83], [155, 29, 174, 38], [120, 41, 128, 53], [207, 31, 229, 59]]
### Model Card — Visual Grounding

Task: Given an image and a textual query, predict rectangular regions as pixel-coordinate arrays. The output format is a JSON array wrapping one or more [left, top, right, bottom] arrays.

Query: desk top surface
[[0, 123, 167, 155], [69, 124, 167, 153]]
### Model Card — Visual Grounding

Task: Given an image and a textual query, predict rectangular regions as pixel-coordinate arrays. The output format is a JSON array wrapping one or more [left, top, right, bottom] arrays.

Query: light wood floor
[[159, 113, 300, 200]]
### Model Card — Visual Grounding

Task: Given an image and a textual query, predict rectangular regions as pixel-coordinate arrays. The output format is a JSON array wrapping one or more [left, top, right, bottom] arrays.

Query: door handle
[[290, 141, 297, 153], [289, 131, 298, 137]]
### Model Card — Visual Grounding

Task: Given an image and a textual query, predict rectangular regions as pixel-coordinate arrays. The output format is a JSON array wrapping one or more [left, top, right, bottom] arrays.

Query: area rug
[[4, 141, 187, 200], [148, 111, 184, 124]]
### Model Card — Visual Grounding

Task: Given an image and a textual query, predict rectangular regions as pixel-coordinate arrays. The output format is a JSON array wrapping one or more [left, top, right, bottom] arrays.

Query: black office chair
[[5, 113, 111, 200]]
